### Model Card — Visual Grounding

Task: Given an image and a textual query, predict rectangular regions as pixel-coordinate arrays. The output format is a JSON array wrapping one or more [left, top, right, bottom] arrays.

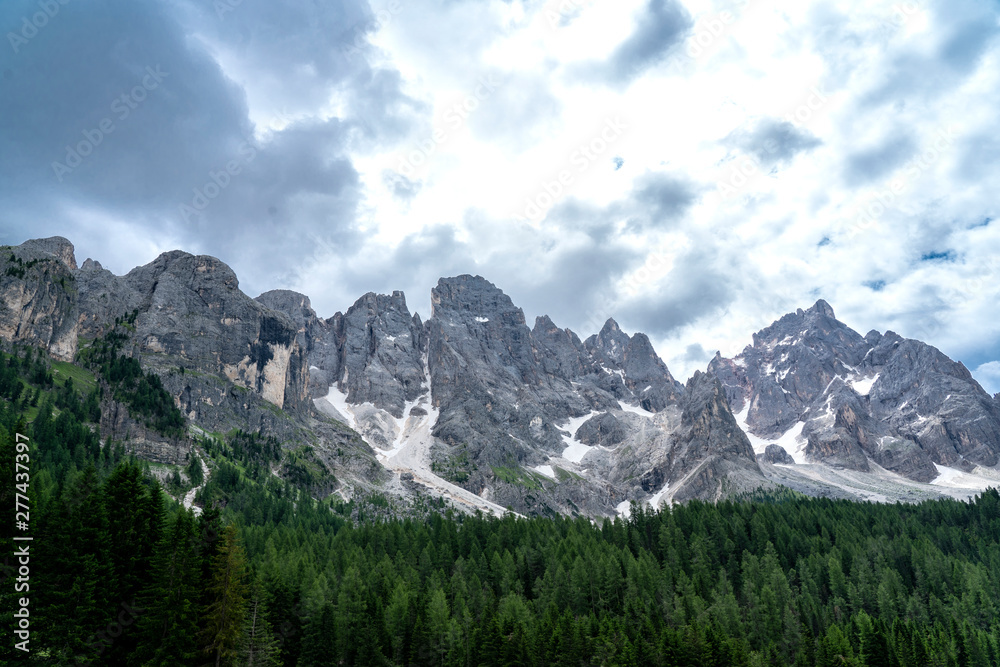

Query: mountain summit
[[2, 237, 997, 515]]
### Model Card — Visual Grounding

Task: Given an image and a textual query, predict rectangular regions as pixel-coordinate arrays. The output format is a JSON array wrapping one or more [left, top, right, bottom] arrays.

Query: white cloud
[[974, 362, 1000, 396], [3, 0, 999, 382]]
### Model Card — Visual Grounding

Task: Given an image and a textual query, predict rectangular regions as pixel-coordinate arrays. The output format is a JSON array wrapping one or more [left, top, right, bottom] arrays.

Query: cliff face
[[9, 235, 996, 516], [649, 371, 774, 504], [709, 300, 1000, 484], [77, 249, 309, 411], [0, 237, 79, 360], [100, 394, 189, 464]]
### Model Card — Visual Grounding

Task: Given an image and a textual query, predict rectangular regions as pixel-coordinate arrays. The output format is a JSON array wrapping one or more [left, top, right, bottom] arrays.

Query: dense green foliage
[[2, 347, 1000, 666]]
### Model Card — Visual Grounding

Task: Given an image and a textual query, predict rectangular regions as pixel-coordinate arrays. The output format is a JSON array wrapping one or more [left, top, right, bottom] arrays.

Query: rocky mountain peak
[[712, 299, 1000, 488], [431, 275, 520, 321], [18, 236, 77, 270], [127, 250, 241, 295], [808, 298, 836, 320], [586, 317, 632, 366], [257, 289, 313, 313]]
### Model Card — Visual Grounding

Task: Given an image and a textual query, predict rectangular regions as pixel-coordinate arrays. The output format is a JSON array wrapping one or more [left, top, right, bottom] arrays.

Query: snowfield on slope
[[316, 362, 516, 517]]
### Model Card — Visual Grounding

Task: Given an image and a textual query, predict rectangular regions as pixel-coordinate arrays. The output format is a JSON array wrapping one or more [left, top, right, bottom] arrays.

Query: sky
[[1, 0, 999, 393]]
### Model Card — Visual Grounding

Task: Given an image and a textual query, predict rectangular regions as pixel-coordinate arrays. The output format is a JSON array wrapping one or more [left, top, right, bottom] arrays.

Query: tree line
[[2, 345, 999, 666]]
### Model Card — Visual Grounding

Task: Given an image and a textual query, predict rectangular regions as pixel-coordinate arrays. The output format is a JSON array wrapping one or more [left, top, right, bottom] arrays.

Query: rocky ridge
[[709, 300, 1000, 492], [2, 237, 998, 516]]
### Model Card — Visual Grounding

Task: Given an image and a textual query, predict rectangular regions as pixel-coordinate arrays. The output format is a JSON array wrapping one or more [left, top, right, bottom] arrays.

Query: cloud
[[578, 0, 691, 85], [382, 170, 422, 202], [2, 0, 1000, 388], [0, 0, 419, 292], [861, 0, 1000, 107], [973, 361, 1000, 395], [842, 133, 916, 186], [615, 245, 734, 336], [724, 118, 822, 167]]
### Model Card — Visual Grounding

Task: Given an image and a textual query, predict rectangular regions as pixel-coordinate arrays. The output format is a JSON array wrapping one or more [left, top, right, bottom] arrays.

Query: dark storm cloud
[[0, 0, 419, 293], [724, 118, 822, 167], [627, 172, 697, 232], [615, 247, 734, 336], [842, 133, 915, 186], [606, 0, 691, 81], [574, 0, 691, 85]]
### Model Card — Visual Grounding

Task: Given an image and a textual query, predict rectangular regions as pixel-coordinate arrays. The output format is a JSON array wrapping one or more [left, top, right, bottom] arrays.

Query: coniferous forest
[[2, 344, 1000, 666]]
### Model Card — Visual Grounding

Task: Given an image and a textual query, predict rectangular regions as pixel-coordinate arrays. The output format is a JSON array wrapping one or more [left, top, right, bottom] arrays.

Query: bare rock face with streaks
[[0, 237, 80, 360], [305, 274, 771, 516], [78, 250, 309, 411], [12, 235, 996, 517]]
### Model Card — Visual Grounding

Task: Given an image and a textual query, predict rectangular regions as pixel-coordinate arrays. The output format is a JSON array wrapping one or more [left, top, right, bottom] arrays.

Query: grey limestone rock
[[576, 412, 627, 447], [712, 299, 1000, 482], [0, 237, 80, 360], [761, 444, 795, 465]]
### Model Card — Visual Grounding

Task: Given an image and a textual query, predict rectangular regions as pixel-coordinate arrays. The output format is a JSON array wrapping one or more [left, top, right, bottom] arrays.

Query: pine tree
[[102, 460, 165, 666], [299, 601, 337, 666], [200, 523, 249, 666], [239, 577, 281, 666], [131, 509, 203, 666], [188, 450, 205, 486], [35, 465, 113, 663]]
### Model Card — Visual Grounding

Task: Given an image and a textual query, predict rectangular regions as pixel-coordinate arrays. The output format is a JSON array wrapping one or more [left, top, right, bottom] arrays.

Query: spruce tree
[[200, 523, 249, 666], [239, 577, 281, 666], [35, 465, 112, 663], [131, 509, 202, 666]]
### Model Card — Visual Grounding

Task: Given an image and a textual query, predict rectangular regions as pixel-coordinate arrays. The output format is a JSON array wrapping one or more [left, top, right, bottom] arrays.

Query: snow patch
[[322, 354, 517, 517], [533, 465, 556, 479], [618, 400, 655, 418], [616, 500, 632, 519], [734, 404, 807, 463], [850, 374, 879, 396], [648, 480, 670, 509], [475, 317, 489, 323], [930, 464, 999, 490], [559, 411, 601, 463]]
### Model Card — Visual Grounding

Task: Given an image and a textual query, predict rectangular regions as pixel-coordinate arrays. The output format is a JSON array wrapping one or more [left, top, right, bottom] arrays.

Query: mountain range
[[3, 236, 999, 516]]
